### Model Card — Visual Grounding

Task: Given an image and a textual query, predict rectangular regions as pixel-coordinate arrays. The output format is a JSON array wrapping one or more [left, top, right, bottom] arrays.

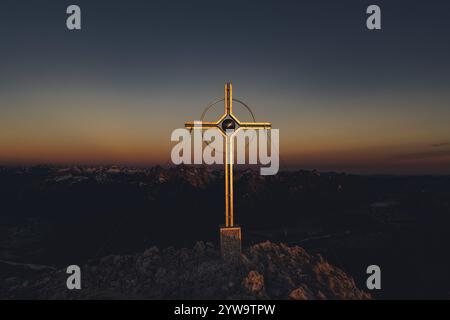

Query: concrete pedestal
[[220, 226, 242, 262]]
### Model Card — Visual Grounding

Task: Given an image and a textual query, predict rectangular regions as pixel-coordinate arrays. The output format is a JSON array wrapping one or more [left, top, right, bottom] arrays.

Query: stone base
[[220, 227, 242, 262]]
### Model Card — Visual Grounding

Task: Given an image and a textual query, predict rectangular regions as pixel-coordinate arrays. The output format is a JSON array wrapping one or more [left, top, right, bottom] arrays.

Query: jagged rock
[[289, 287, 308, 300], [242, 270, 264, 294], [193, 241, 206, 257], [143, 246, 159, 257], [0, 241, 370, 300]]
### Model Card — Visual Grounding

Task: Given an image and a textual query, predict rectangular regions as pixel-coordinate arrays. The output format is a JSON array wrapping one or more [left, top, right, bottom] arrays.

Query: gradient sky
[[1, 0, 450, 174]]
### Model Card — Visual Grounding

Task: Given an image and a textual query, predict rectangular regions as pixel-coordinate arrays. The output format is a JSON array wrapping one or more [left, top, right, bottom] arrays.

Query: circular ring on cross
[[198, 98, 258, 154]]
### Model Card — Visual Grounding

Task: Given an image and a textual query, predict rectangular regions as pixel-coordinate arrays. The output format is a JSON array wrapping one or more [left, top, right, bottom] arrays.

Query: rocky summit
[[1, 241, 370, 299]]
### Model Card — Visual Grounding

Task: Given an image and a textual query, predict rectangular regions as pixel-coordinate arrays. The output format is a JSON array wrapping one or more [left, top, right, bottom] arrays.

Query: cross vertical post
[[224, 82, 233, 228]]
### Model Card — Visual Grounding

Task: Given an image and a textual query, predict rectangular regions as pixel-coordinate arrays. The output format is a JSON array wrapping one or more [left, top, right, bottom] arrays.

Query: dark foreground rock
[[1, 241, 370, 299]]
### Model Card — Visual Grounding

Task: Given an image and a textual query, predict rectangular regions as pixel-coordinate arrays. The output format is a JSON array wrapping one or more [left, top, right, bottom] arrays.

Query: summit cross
[[185, 82, 271, 260]]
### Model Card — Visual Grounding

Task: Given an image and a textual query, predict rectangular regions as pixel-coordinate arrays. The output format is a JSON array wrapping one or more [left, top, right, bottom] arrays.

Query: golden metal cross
[[185, 82, 271, 227]]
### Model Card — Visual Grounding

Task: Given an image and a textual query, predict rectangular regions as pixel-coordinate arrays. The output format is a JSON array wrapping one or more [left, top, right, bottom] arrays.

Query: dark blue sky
[[1, 0, 450, 173]]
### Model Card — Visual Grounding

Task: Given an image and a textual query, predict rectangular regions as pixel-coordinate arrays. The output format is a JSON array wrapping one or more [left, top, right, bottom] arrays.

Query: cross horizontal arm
[[185, 121, 218, 129], [238, 122, 271, 129]]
